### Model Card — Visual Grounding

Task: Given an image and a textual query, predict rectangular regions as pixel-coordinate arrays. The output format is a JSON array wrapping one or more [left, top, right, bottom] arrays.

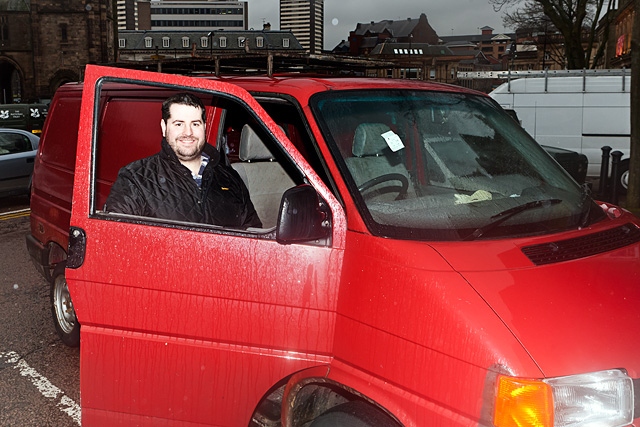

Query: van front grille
[[522, 223, 640, 266]]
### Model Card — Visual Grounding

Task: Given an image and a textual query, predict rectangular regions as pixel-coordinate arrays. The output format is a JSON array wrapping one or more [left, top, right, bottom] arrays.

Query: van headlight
[[493, 369, 634, 427]]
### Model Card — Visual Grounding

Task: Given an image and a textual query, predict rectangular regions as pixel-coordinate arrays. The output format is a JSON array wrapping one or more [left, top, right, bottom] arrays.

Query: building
[[280, 0, 323, 54], [0, 0, 115, 103], [600, 0, 634, 68], [343, 13, 440, 56], [134, 0, 248, 31], [117, 0, 139, 30], [116, 27, 306, 74], [440, 26, 514, 60]]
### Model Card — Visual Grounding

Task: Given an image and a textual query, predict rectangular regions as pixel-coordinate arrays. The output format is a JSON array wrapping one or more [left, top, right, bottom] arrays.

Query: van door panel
[[68, 65, 346, 425]]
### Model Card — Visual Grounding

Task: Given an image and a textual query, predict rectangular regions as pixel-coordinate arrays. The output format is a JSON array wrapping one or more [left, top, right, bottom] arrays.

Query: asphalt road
[[0, 196, 81, 427]]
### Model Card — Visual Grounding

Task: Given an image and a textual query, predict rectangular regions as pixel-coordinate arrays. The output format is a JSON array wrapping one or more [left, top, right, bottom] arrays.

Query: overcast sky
[[248, 0, 509, 50]]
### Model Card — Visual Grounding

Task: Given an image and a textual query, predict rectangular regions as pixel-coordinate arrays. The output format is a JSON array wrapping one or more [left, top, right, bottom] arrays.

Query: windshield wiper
[[463, 198, 562, 241], [578, 183, 594, 228]]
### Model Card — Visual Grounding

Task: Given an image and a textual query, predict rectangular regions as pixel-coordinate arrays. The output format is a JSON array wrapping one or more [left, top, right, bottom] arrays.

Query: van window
[[93, 81, 302, 233], [312, 90, 601, 241], [40, 98, 80, 169]]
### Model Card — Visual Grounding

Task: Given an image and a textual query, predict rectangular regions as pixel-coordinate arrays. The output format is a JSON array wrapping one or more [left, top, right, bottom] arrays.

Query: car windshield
[[311, 89, 603, 241]]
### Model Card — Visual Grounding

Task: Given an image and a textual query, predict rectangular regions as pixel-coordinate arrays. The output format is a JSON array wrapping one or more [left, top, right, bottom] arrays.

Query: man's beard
[[176, 145, 200, 160], [173, 138, 203, 161]]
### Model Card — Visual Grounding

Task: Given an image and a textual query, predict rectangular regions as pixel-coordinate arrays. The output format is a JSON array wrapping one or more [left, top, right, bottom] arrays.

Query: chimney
[[263, 22, 271, 31]]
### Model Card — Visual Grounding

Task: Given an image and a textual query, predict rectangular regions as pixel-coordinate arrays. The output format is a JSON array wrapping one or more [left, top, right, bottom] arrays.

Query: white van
[[489, 70, 630, 189]]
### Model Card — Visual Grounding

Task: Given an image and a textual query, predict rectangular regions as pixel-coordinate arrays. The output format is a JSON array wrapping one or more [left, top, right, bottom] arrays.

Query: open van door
[[66, 65, 346, 426]]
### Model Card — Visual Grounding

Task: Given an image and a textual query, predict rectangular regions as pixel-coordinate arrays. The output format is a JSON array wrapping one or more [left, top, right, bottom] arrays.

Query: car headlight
[[493, 369, 634, 427]]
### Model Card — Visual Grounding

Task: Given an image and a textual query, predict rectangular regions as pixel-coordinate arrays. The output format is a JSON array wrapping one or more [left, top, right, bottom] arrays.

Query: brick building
[[0, 0, 115, 103]]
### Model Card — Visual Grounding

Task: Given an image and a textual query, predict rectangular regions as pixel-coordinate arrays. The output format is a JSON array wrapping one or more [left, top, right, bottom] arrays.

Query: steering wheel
[[357, 173, 409, 200]]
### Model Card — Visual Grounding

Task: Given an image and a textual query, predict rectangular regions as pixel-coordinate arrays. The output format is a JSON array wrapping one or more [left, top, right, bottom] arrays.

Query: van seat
[[231, 124, 295, 228], [345, 123, 414, 201]]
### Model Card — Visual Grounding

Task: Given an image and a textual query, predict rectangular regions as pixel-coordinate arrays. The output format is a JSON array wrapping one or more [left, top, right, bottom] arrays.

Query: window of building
[[182, 37, 190, 48], [145, 37, 153, 48], [200, 36, 208, 48], [238, 37, 245, 48], [219, 36, 227, 48], [119, 38, 126, 48], [162, 37, 170, 48], [256, 37, 264, 48], [429, 69, 436, 79], [283, 38, 290, 48], [60, 23, 68, 44], [0, 16, 8, 42]]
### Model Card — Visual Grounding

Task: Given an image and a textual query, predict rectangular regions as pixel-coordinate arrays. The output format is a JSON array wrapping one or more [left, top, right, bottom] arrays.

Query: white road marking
[[0, 351, 81, 425]]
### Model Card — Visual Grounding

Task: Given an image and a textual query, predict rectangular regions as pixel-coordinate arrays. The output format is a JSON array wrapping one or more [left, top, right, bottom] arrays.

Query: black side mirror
[[276, 184, 331, 244]]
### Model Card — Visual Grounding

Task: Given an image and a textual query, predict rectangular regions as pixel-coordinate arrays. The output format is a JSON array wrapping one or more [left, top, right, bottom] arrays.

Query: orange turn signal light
[[493, 375, 554, 427]]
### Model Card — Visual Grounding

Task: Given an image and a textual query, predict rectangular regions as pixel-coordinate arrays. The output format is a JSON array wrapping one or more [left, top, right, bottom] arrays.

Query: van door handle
[[26, 158, 34, 163], [67, 227, 87, 269]]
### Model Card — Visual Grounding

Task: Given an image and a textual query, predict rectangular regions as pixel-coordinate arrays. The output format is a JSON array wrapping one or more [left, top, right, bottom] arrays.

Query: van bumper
[[25, 234, 52, 282]]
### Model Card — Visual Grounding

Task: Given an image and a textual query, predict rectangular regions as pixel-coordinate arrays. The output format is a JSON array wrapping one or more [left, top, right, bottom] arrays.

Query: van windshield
[[311, 89, 604, 241]]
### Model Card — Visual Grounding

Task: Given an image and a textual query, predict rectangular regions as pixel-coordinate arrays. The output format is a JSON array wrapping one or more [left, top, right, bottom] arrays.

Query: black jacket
[[105, 139, 262, 228]]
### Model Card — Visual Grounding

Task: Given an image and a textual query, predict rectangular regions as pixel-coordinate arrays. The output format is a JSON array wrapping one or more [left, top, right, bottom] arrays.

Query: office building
[[117, 0, 139, 30], [133, 1, 248, 31], [280, 0, 323, 53]]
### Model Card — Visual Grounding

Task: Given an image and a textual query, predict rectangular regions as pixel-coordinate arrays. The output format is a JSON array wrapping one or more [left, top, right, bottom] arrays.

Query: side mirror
[[276, 184, 331, 244]]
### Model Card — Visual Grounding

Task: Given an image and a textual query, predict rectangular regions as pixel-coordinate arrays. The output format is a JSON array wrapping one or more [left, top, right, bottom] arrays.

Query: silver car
[[0, 128, 40, 198]]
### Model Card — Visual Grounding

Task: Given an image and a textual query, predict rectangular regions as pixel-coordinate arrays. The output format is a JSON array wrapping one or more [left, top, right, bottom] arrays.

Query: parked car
[[0, 128, 39, 198], [26, 65, 640, 427]]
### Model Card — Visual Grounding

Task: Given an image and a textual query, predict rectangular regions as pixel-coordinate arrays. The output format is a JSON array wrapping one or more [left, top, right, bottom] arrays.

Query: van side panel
[[490, 76, 631, 176], [29, 92, 82, 274], [0, 104, 48, 134]]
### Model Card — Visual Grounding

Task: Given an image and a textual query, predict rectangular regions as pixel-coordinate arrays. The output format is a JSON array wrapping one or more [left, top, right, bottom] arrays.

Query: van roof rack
[[457, 68, 630, 80], [460, 68, 631, 92]]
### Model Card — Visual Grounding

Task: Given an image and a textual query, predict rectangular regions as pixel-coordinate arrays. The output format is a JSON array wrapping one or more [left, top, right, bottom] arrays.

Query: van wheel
[[616, 159, 629, 193], [309, 401, 398, 427], [50, 263, 80, 347]]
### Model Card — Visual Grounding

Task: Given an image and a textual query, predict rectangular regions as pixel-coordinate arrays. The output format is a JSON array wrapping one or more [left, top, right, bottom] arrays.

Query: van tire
[[50, 263, 80, 347], [309, 401, 398, 427]]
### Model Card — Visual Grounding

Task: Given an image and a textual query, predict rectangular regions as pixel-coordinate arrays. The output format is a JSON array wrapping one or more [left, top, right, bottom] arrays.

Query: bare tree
[[490, 0, 615, 69]]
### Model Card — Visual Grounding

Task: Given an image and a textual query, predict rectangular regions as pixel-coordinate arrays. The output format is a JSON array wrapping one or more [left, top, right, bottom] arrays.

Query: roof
[[118, 29, 305, 51], [216, 75, 484, 102], [353, 17, 421, 38]]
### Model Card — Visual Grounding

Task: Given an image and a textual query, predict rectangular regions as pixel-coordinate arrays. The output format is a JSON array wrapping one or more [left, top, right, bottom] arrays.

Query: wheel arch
[[281, 365, 403, 427], [46, 241, 67, 281]]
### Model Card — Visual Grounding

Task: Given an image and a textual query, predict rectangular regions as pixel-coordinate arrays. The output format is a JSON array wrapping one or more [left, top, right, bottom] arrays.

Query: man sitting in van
[[105, 93, 261, 228]]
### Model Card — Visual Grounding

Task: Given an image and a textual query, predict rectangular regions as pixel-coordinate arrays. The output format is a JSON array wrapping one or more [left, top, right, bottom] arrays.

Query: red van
[[28, 64, 640, 426]]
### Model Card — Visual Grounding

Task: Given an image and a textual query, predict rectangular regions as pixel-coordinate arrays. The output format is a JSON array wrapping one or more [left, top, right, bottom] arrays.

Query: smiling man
[[105, 92, 261, 228]]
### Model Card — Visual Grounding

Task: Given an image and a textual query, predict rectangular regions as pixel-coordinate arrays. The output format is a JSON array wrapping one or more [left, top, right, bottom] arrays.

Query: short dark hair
[[162, 92, 206, 123]]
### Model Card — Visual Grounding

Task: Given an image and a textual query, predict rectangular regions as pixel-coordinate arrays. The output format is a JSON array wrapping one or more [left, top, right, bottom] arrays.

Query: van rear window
[[41, 98, 80, 169]]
